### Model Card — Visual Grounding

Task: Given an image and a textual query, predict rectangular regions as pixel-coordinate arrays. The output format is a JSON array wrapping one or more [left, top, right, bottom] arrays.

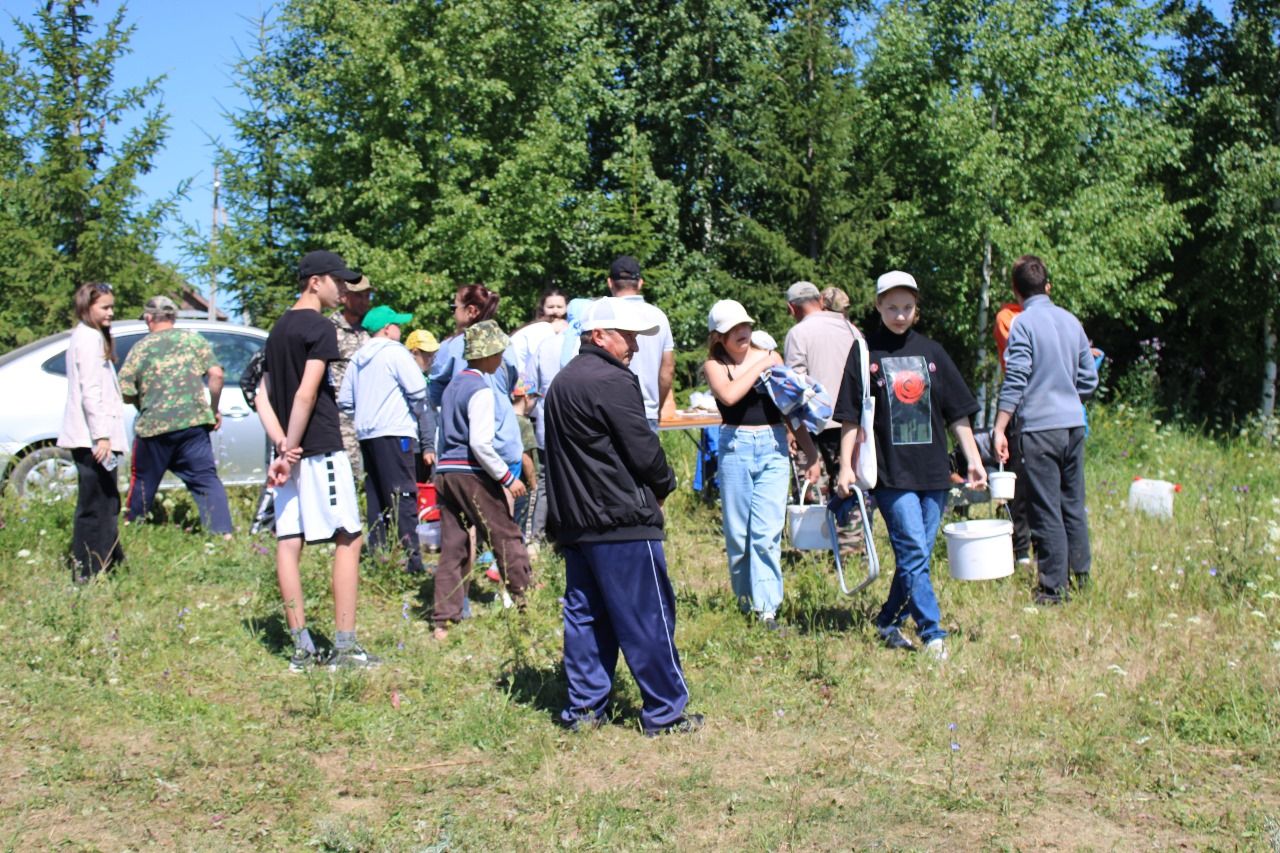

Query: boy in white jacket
[[338, 305, 429, 574]]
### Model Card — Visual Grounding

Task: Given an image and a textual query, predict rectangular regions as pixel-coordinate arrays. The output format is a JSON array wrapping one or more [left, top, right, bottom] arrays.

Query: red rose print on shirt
[[893, 370, 926, 405]]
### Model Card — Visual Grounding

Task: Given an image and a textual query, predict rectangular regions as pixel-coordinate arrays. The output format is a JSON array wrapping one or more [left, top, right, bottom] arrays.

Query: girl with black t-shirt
[[834, 272, 986, 662]]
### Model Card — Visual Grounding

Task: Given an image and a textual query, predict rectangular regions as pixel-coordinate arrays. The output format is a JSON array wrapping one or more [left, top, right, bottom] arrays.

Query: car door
[[200, 330, 268, 486]]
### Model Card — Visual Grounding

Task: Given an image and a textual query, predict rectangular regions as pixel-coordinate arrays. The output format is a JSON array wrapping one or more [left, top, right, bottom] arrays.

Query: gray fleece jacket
[[337, 337, 428, 441], [997, 294, 1098, 433]]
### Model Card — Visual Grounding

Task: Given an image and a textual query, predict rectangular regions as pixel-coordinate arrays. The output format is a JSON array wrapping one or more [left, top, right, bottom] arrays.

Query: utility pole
[[209, 165, 220, 321]]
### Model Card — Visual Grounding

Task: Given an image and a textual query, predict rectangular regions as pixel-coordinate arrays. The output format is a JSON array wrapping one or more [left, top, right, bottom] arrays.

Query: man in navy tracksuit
[[993, 255, 1099, 605], [544, 297, 701, 736]]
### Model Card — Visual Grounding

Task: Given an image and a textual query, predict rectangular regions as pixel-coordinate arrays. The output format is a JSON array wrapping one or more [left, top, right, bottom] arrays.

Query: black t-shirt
[[834, 327, 978, 491], [263, 308, 343, 457]]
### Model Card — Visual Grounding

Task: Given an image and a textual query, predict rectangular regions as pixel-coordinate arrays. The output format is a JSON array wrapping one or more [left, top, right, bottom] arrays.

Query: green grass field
[[1, 405, 1278, 850]]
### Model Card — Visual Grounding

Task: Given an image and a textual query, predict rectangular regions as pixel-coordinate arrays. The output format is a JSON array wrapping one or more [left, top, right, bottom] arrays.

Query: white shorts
[[272, 451, 362, 543]]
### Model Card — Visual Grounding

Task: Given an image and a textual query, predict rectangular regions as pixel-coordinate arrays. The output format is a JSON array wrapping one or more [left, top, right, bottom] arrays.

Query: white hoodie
[[337, 337, 427, 441]]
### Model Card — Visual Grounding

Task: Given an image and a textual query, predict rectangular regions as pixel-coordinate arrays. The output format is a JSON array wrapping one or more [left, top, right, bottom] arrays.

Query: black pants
[[1006, 422, 1032, 559], [360, 436, 423, 574], [70, 447, 124, 581], [126, 426, 233, 534], [1020, 427, 1091, 593]]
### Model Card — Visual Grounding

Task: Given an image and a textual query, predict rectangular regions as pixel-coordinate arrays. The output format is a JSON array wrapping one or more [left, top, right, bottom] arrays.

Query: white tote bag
[[852, 336, 877, 490]]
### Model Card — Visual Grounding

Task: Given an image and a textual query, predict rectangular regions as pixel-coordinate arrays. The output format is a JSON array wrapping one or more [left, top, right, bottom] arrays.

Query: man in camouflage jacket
[[330, 275, 372, 480], [118, 296, 234, 535]]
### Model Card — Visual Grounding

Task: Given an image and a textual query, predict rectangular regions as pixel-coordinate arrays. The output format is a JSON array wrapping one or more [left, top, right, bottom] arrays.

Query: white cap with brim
[[580, 297, 660, 335], [876, 270, 919, 296], [708, 299, 754, 333]]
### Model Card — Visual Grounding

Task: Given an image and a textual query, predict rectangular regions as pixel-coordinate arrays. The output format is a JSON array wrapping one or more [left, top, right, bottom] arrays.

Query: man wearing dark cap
[[337, 304, 428, 575], [545, 297, 701, 737], [254, 250, 378, 671], [330, 273, 374, 480], [606, 256, 675, 431], [118, 295, 234, 536]]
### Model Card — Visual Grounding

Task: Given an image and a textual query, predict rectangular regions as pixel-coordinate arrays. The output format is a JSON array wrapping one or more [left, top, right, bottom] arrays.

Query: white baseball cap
[[876, 270, 919, 296], [580, 297, 660, 335], [708, 299, 753, 333]]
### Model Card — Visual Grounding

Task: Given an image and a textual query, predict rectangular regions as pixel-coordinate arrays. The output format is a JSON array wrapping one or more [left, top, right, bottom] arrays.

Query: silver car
[[0, 319, 269, 500]]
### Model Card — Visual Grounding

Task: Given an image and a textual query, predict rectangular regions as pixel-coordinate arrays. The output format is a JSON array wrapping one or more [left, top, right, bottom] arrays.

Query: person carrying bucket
[[834, 271, 986, 662]]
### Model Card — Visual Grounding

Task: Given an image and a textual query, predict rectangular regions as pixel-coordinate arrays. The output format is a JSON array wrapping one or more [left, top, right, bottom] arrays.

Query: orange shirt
[[994, 302, 1022, 370]]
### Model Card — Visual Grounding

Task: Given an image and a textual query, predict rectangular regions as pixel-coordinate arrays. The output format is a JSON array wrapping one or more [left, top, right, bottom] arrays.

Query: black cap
[[609, 255, 641, 281], [298, 250, 362, 283]]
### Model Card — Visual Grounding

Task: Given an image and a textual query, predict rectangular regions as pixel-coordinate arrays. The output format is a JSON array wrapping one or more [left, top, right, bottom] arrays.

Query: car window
[[41, 333, 145, 377], [203, 331, 265, 384]]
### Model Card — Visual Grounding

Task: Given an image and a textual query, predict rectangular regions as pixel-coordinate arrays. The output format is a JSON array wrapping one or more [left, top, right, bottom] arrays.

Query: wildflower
[[401, 602, 411, 621], [950, 742, 960, 751], [16, 549, 29, 558], [1209, 568, 1218, 577], [948, 722, 957, 731]]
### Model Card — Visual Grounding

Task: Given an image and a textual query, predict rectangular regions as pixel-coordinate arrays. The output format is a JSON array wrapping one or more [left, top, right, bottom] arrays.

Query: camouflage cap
[[463, 319, 510, 360], [142, 295, 179, 320]]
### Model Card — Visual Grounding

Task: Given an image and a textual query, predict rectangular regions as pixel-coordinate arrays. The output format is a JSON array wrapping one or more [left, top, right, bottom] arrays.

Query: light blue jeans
[[875, 487, 948, 642], [718, 424, 790, 616]]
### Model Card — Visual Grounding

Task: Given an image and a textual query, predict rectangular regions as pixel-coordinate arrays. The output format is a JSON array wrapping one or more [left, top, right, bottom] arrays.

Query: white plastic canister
[[1127, 478, 1178, 519]]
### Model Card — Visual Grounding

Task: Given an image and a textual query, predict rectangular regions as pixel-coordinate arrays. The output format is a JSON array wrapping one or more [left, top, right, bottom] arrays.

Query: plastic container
[[417, 521, 441, 551], [943, 519, 1014, 581], [787, 484, 834, 551], [988, 470, 1016, 501], [1128, 478, 1179, 519]]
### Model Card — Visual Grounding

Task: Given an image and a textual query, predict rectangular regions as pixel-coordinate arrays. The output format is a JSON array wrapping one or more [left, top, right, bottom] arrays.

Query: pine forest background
[[1, 0, 1277, 428]]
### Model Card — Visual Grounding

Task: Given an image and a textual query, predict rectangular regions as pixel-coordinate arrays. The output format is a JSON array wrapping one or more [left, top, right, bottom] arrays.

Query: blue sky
[[2, 0, 1236, 282]]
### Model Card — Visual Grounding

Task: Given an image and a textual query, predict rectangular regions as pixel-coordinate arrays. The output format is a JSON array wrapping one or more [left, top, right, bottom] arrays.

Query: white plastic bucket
[[988, 470, 1016, 501], [1128, 478, 1177, 518], [943, 519, 1014, 581], [787, 483, 833, 551]]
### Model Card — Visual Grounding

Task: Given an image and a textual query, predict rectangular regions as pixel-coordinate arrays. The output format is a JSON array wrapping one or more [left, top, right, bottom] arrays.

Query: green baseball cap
[[362, 304, 414, 333], [464, 319, 510, 360]]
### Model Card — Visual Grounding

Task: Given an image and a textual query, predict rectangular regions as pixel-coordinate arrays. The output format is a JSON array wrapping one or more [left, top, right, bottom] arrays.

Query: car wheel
[[9, 445, 78, 502]]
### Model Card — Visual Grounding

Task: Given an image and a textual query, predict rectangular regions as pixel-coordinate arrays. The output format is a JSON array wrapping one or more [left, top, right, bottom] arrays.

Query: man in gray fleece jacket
[[993, 255, 1099, 605]]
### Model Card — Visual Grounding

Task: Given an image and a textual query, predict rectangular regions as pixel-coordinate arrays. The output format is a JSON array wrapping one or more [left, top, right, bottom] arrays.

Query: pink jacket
[[57, 323, 127, 451]]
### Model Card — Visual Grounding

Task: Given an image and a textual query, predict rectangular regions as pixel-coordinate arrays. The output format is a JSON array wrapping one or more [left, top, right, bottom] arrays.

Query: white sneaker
[[924, 638, 949, 662]]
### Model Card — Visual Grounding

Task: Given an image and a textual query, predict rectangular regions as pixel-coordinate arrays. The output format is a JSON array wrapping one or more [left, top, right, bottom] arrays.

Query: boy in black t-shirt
[[255, 250, 379, 671]]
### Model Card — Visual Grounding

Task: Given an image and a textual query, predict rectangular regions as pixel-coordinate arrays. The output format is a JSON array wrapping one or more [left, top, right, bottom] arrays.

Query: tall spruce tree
[[0, 0, 182, 347], [1164, 0, 1278, 426], [716, 0, 888, 334]]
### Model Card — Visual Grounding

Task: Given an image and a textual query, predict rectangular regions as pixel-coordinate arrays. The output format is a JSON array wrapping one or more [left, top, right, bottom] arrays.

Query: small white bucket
[[1128, 478, 1177, 519], [787, 484, 833, 551], [988, 470, 1016, 501], [943, 519, 1014, 581]]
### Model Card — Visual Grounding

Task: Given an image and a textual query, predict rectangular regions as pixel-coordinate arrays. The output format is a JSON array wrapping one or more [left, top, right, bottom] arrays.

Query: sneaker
[[559, 712, 605, 733], [288, 647, 326, 673], [1016, 556, 1033, 569], [644, 714, 705, 737], [1033, 588, 1066, 606], [761, 616, 789, 636], [880, 626, 917, 651], [328, 643, 381, 670], [924, 638, 949, 662]]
